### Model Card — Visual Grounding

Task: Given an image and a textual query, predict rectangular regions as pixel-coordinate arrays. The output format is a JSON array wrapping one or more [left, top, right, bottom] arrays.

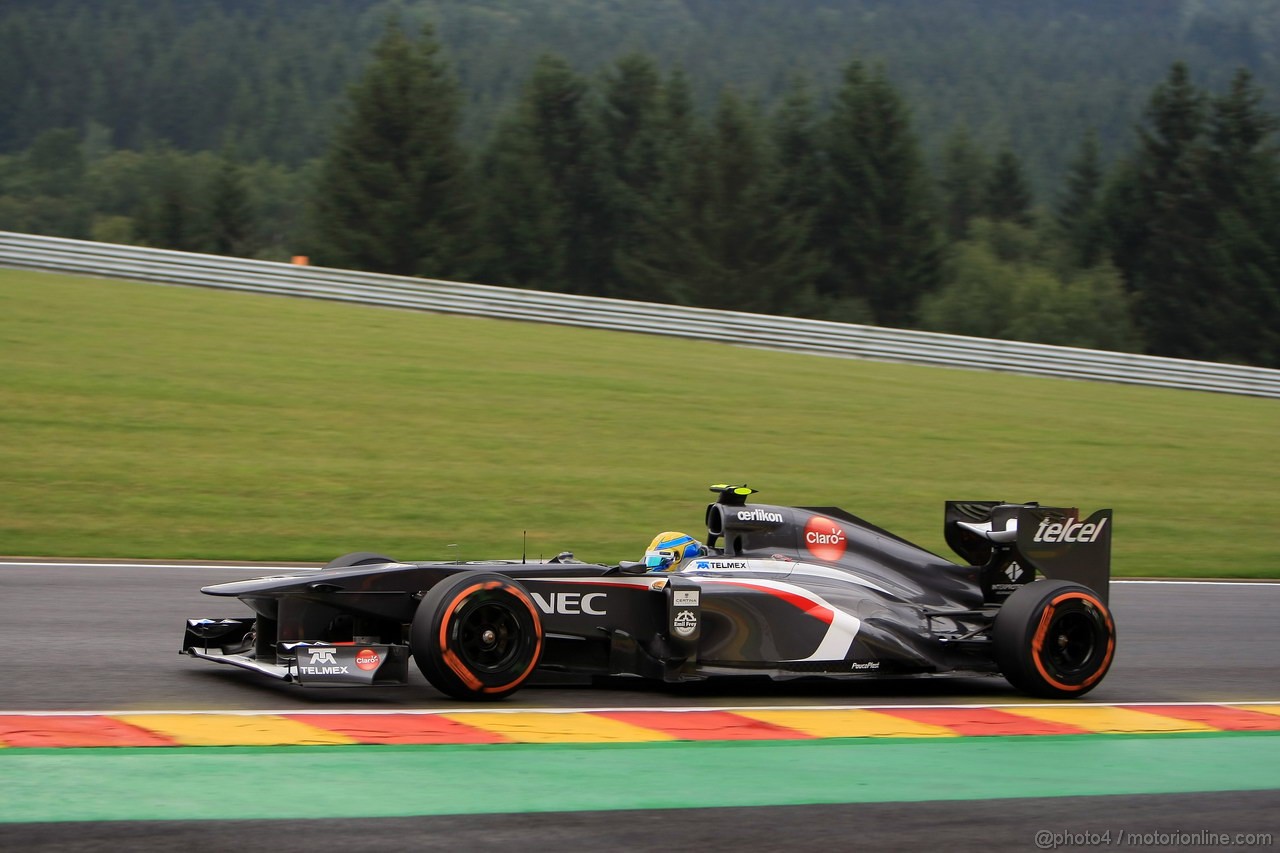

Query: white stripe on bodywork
[[696, 576, 862, 662], [803, 608, 864, 662]]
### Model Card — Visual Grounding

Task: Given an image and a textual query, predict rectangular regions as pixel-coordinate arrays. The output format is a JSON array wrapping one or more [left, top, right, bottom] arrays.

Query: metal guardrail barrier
[[3, 230, 1278, 398]]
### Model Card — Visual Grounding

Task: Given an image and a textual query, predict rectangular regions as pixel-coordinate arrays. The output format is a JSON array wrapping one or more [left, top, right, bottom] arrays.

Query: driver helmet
[[643, 531, 705, 573]]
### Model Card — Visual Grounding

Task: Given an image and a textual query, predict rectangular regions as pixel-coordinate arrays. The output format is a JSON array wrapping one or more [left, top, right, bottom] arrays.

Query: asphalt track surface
[[4, 561, 1278, 710], [3, 561, 1279, 851]]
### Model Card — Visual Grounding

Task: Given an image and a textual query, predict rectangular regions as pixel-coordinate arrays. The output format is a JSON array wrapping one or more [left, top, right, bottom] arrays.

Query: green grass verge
[[4, 734, 1280, 821], [1, 268, 1277, 576]]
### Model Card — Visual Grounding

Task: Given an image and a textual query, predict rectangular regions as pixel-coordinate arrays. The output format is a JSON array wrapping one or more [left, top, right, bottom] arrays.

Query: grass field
[[1, 268, 1276, 576]]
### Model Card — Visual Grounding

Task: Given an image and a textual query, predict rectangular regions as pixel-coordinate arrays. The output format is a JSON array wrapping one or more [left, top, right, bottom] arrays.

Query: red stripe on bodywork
[[874, 707, 1093, 736], [283, 714, 512, 744], [0, 715, 178, 747], [701, 579, 835, 625], [513, 578, 659, 588], [595, 711, 817, 741]]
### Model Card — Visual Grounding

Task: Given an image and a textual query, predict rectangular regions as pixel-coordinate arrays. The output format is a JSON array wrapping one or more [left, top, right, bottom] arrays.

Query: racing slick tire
[[324, 552, 396, 569], [411, 572, 544, 700], [993, 579, 1116, 699]]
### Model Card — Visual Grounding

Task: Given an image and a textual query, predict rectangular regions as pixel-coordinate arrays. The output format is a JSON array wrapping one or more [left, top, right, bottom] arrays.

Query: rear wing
[[945, 502, 1113, 604]]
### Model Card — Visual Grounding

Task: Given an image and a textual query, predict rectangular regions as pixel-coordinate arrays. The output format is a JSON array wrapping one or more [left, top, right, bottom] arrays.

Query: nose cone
[[200, 570, 314, 596]]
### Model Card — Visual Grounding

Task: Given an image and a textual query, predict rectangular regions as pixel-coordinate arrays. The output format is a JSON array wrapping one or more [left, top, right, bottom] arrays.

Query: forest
[[1, 0, 1278, 366]]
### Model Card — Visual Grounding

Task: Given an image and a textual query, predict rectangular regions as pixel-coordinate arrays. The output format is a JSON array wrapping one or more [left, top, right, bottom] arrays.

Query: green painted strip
[[1, 733, 1278, 824]]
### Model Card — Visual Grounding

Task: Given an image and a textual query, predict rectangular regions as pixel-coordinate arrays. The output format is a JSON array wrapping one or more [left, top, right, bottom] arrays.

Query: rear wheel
[[993, 580, 1116, 698], [411, 572, 543, 700]]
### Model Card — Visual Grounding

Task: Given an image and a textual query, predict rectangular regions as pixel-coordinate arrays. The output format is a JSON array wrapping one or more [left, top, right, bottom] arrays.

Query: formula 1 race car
[[182, 486, 1117, 700]]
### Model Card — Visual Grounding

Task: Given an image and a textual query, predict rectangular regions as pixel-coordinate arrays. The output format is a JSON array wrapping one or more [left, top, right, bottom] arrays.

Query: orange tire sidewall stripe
[[438, 581, 492, 691], [437, 580, 544, 694], [481, 584, 543, 694], [1030, 591, 1116, 692]]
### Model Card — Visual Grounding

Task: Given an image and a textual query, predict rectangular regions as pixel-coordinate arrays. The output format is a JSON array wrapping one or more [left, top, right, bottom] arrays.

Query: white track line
[[1114, 580, 1280, 586], [0, 561, 315, 572]]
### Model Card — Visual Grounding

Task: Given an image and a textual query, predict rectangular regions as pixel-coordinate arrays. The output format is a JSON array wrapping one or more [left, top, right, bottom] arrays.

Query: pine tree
[[1107, 62, 1280, 366], [984, 147, 1034, 225], [533, 54, 615, 295], [475, 53, 612, 294], [601, 53, 663, 198], [817, 61, 942, 327], [937, 125, 988, 241], [474, 111, 566, 290], [613, 68, 704, 303], [205, 152, 255, 256], [135, 148, 196, 251], [308, 20, 472, 278], [1111, 61, 1213, 359], [599, 53, 665, 299], [1055, 129, 1106, 268], [1199, 69, 1280, 366], [651, 90, 820, 313], [769, 74, 830, 309], [772, 75, 826, 225]]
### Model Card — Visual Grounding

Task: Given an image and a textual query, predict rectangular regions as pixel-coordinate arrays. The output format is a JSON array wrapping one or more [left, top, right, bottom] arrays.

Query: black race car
[[182, 485, 1117, 700]]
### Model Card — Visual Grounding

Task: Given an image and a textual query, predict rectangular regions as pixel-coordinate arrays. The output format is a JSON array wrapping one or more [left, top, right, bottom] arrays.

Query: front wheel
[[411, 572, 543, 700], [993, 580, 1116, 698]]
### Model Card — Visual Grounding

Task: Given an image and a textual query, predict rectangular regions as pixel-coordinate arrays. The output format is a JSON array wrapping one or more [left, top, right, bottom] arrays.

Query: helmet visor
[[643, 549, 678, 570]]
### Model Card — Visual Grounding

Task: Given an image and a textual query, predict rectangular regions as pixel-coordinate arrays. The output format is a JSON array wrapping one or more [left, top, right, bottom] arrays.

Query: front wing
[[182, 618, 410, 686]]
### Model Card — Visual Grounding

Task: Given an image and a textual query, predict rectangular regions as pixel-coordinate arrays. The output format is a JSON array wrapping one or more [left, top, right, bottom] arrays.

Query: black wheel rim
[[1044, 608, 1099, 679], [454, 598, 523, 674]]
